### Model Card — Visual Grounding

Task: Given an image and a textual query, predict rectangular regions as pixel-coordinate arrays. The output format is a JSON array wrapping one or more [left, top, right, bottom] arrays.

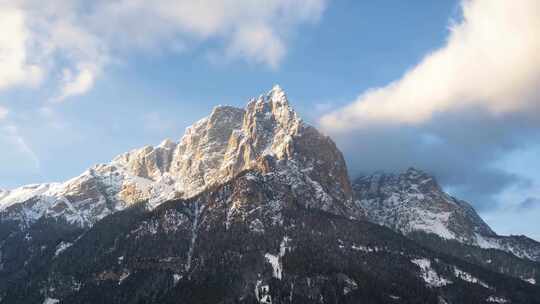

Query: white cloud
[[90, 0, 326, 67], [0, 0, 326, 101], [54, 65, 97, 102], [2, 0, 108, 101], [321, 0, 540, 131], [0, 5, 42, 90], [227, 25, 285, 69]]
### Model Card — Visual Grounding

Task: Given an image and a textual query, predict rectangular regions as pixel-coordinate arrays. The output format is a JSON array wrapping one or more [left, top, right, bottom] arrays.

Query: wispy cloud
[[54, 65, 97, 102], [2, 0, 327, 101], [1, 124, 40, 170]]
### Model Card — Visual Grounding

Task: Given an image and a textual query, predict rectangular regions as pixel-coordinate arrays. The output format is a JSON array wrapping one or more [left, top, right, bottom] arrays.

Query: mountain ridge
[[0, 85, 360, 228], [1, 87, 538, 260], [353, 167, 540, 262], [0, 86, 539, 303], [7, 168, 538, 304]]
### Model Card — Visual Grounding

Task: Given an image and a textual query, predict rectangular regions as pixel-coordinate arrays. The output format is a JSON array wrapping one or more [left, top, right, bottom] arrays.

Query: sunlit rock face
[[165, 85, 352, 202], [0, 85, 360, 228]]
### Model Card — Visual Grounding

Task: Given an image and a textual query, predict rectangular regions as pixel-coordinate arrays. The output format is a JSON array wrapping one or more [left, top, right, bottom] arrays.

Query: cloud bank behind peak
[[319, 0, 540, 212]]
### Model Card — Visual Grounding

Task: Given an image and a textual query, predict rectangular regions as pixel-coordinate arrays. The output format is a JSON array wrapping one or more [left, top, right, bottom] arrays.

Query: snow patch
[[453, 267, 490, 289], [249, 219, 265, 233], [411, 258, 451, 287], [255, 280, 272, 304], [486, 296, 509, 303], [43, 298, 60, 304], [408, 208, 456, 240], [118, 270, 130, 285], [185, 203, 204, 272], [475, 234, 536, 261], [264, 236, 291, 280], [343, 276, 358, 295], [475, 234, 503, 250], [54, 241, 72, 257], [351, 244, 381, 253], [264, 253, 281, 279]]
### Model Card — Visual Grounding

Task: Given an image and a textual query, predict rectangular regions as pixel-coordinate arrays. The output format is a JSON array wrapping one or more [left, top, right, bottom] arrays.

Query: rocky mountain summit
[[0, 85, 360, 229], [354, 168, 495, 242], [0, 87, 539, 304], [353, 168, 540, 262]]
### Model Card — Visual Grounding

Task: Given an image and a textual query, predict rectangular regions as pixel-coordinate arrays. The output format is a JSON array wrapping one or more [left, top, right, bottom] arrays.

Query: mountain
[[4, 171, 539, 304], [353, 168, 495, 242], [0, 85, 360, 229], [353, 168, 540, 261], [0, 87, 539, 303], [353, 168, 540, 282]]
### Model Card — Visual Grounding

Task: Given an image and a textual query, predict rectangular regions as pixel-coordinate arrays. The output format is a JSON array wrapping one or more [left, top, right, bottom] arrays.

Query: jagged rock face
[[113, 139, 177, 181], [0, 169, 121, 228], [163, 85, 352, 203], [353, 168, 495, 242], [353, 168, 540, 262], [0, 85, 357, 228]]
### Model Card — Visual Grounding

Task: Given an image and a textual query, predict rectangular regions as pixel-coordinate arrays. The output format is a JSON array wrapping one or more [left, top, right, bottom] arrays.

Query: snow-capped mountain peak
[[353, 168, 540, 261], [0, 86, 360, 228]]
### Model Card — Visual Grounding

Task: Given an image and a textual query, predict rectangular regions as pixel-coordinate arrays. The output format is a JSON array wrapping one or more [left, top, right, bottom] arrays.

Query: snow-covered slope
[[353, 168, 540, 262], [0, 85, 360, 228]]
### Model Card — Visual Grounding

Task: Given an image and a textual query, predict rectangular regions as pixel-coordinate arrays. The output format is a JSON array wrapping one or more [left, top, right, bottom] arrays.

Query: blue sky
[[1, 0, 539, 240]]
